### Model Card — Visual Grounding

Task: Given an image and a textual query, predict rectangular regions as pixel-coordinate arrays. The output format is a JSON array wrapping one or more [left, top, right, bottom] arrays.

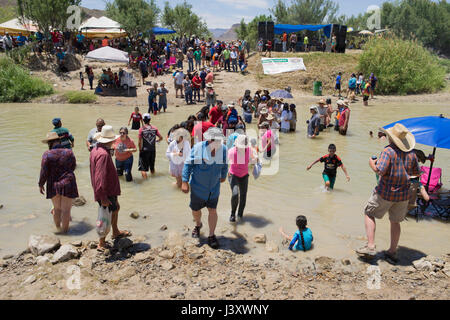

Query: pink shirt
[[228, 147, 250, 178], [262, 129, 274, 151], [90, 145, 121, 202]]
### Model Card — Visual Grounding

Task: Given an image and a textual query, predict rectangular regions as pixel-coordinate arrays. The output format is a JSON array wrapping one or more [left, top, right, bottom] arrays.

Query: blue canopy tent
[[274, 24, 333, 38], [151, 27, 176, 35]]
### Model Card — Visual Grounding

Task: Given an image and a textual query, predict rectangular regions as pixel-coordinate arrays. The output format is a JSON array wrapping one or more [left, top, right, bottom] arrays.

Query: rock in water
[[116, 238, 133, 251], [265, 241, 279, 253], [253, 234, 267, 244], [160, 225, 168, 231], [0, 204, 3, 209], [130, 212, 140, 219], [72, 196, 87, 207], [28, 235, 61, 256], [51, 245, 79, 264]]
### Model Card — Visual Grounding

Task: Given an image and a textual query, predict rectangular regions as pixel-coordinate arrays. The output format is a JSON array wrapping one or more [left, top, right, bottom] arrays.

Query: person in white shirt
[[230, 48, 238, 72], [166, 128, 191, 189], [280, 104, 292, 133], [173, 70, 185, 98]]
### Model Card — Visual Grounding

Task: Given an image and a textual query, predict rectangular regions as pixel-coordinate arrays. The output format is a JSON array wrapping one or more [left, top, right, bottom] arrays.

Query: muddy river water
[[0, 101, 448, 259]]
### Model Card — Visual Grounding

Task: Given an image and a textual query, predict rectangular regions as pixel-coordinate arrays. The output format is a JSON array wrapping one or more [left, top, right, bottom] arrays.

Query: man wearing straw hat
[[182, 127, 228, 249], [90, 125, 131, 250], [356, 123, 420, 263], [307, 106, 320, 138]]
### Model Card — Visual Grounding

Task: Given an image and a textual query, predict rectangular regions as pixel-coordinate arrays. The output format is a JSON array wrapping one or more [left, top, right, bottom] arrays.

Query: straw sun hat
[[41, 132, 60, 143], [381, 123, 416, 152], [94, 125, 120, 144]]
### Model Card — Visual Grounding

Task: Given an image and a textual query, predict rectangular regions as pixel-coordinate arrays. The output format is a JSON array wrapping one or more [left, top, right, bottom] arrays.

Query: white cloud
[[200, 12, 242, 29], [216, 0, 269, 9]]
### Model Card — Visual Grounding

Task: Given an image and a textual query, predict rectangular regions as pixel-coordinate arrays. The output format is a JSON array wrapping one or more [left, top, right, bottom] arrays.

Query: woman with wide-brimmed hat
[[39, 132, 78, 234]]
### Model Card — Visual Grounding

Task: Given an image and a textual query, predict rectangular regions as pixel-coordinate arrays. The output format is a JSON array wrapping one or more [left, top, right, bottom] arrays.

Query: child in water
[[307, 144, 350, 191], [279, 215, 313, 252]]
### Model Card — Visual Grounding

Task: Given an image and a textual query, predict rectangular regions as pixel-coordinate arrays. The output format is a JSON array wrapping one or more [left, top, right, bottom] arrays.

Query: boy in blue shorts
[[307, 144, 350, 190]]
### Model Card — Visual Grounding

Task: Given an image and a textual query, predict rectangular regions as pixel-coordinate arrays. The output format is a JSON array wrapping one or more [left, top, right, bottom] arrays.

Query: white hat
[[170, 128, 191, 142], [203, 127, 225, 140], [235, 134, 249, 149], [94, 125, 119, 144], [309, 106, 318, 112], [143, 113, 151, 120]]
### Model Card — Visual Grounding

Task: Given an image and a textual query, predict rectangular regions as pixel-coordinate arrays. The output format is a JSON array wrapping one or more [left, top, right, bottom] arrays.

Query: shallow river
[[0, 101, 448, 259]]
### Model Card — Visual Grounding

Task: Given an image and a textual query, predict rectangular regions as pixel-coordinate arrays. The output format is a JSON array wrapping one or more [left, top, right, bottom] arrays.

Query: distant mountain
[[217, 24, 239, 41], [81, 7, 106, 19], [209, 28, 228, 39]]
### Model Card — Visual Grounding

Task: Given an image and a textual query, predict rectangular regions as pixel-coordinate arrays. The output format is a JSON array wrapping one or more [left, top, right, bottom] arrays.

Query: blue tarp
[[151, 27, 176, 35], [274, 24, 332, 38]]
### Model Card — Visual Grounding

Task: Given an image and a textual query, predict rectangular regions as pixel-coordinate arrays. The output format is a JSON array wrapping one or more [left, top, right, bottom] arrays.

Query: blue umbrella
[[383, 114, 450, 190], [151, 27, 176, 35], [270, 90, 293, 99]]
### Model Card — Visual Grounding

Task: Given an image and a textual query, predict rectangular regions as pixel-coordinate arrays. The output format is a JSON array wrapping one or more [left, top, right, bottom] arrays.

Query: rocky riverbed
[[0, 232, 449, 300]]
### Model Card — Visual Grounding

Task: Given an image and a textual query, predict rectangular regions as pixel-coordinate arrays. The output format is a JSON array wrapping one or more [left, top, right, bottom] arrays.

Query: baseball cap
[[143, 113, 151, 120]]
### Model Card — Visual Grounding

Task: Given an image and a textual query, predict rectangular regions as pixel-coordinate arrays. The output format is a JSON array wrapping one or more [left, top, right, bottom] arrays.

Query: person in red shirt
[[265, 40, 272, 57], [192, 112, 215, 143], [128, 107, 144, 130], [208, 100, 224, 125], [192, 71, 202, 102], [90, 125, 131, 250]]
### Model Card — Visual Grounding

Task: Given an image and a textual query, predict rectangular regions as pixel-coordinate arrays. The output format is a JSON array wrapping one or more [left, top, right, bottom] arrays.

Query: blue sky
[[81, 0, 389, 28]]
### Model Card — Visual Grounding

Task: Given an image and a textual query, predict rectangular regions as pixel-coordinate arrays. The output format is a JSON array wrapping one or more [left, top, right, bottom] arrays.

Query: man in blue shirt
[[347, 73, 357, 101], [16, 33, 27, 46], [182, 127, 228, 249]]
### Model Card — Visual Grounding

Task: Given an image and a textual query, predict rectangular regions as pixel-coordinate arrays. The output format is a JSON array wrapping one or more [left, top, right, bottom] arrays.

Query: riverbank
[[22, 51, 450, 107], [0, 234, 449, 300]]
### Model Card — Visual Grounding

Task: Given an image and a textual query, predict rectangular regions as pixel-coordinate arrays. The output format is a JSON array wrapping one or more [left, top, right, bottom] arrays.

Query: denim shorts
[[190, 192, 219, 211]]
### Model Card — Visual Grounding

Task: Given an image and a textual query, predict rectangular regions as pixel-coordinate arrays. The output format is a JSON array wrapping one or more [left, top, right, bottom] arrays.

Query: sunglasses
[[120, 132, 126, 135]]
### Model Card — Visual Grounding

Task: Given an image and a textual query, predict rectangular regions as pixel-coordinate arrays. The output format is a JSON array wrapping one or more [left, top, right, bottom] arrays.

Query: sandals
[[355, 245, 377, 258], [191, 223, 203, 238], [208, 235, 220, 249], [112, 230, 132, 240]]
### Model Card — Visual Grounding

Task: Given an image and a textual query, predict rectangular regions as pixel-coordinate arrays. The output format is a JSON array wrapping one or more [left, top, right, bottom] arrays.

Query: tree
[[106, 0, 160, 39], [236, 19, 248, 41], [0, 5, 16, 24], [17, 0, 81, 36], [270, 0, 340, 25], [161, 1, 210, 38], [381, 0, 450, 55], [235, 15, 274, 49]]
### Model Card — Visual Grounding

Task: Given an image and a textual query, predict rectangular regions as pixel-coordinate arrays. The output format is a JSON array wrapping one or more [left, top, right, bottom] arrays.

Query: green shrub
[[63, 91, 97, 104], [9, 45, 32, 65], [0, 57, 54, 102], [358, 36, 446, 95]]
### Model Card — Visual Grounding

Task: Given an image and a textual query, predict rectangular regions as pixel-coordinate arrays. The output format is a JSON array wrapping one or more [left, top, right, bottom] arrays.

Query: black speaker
[[337, 25, 347, 53], [332, 24, 340, 37], [258, 22, 267, 40], [266, 21, 274, 41], [275, 42, 282, 52]]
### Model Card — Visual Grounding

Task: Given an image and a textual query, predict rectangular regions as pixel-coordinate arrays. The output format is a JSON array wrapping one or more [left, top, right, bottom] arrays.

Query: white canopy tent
[[79, 16, 126, 39], [85, 46, 129, 63], [0, 18, 39, 36]]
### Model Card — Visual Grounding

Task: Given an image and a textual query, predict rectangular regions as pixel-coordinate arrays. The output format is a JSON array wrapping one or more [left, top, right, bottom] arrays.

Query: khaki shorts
[[364, 190, 409, 223]]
